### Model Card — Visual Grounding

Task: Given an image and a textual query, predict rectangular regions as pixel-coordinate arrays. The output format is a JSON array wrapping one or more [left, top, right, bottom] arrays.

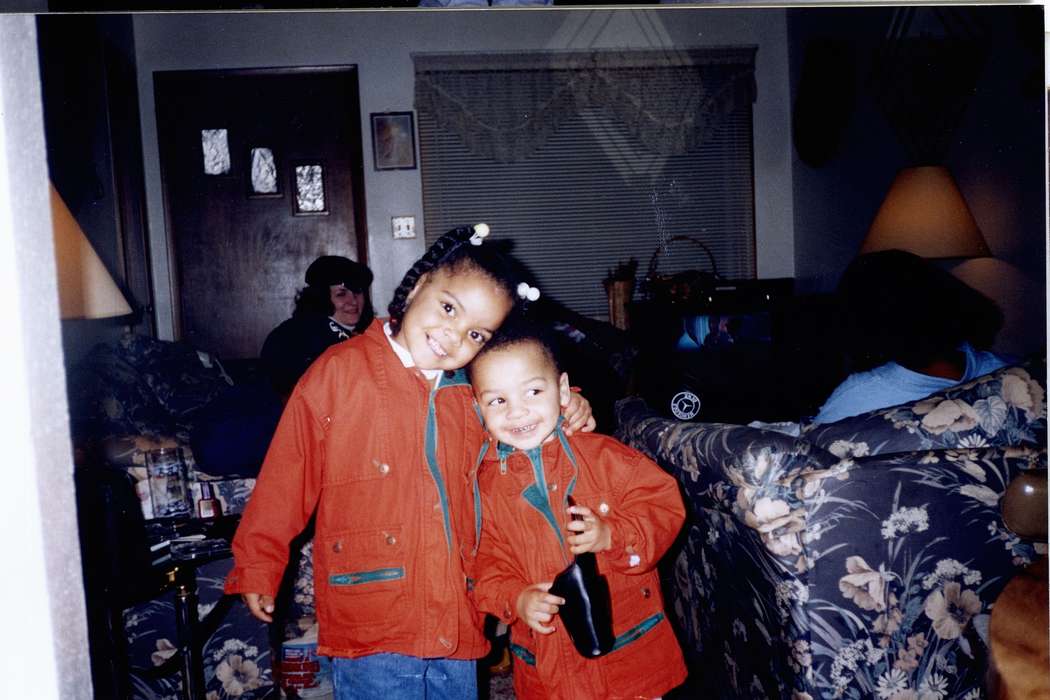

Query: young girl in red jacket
[[225, 224, 593, 699], [468, 318, 687, 700]]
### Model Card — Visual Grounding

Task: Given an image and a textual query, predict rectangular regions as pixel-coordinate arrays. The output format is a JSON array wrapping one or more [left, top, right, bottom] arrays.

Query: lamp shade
[[861, 166, 991, 259], [51, 183, 132, 319]]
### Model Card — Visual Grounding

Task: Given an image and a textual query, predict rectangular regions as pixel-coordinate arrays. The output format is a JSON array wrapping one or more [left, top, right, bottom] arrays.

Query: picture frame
[[291, 161, 329, 216], [371, 111, 417, 171]]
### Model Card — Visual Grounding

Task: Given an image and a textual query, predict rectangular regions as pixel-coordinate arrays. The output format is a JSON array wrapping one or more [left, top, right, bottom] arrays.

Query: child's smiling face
[[394, 266, 513, 372], [472, 340, 570, 451]]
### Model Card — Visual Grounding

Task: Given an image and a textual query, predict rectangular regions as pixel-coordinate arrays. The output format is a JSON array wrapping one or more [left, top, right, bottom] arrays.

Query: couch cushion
[[68, 342, 170, 440], [797, 445, 1042, 699], [69, 334, 234, 444], [803, 358, 1046, 457], [118, 333, 232, 423]]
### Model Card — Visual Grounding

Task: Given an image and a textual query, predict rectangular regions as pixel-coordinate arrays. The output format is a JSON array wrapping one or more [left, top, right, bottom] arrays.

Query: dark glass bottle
[[549, 497, 615, 657]]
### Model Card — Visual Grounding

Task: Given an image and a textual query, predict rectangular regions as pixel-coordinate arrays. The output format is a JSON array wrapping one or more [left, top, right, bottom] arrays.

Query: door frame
[[153, 64, 368, 343]]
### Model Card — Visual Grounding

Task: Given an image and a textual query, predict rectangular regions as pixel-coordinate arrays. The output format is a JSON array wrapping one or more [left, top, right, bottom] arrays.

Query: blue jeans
[[330, 653, 477, 700]]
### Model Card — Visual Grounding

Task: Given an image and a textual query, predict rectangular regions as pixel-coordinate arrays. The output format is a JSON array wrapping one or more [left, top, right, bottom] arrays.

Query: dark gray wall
[[788, 6, 1046, 355]]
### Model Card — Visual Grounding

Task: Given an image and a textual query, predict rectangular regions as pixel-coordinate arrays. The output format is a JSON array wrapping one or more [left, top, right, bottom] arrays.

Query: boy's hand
[[242, 592, 275, 623], [516, 583, 565, 635], [567, 505, 612, 554], [561, 390, 596, 435]]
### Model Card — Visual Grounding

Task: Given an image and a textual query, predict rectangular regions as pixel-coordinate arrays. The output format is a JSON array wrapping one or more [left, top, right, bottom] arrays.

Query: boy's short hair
[[468, 314, 561, 380]]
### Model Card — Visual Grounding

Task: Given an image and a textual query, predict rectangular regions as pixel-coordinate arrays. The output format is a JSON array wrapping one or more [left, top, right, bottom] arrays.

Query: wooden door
[[155, 67, 367, 359]]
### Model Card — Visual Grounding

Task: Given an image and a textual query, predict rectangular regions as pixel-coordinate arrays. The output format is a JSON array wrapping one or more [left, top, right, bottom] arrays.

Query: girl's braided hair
[[387, 224, 524, 333]]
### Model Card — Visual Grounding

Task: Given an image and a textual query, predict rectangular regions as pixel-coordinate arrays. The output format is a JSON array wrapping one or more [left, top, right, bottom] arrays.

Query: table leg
[[174, 570, 205, 700]]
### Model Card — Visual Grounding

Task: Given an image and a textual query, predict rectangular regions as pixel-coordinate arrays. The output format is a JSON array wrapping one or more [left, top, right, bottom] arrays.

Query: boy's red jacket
[[472, 429, 688, 700], [225, 320, 489, 660]]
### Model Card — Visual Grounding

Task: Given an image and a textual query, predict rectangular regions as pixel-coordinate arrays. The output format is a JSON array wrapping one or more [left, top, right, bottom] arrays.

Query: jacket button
[[386, 535, 397, 545], [641, 587, 652, 599], [598, 502, 610, 515], [378, 463, 391, 475], [549, 482, 558, 491], [332, 541, 342, 553]]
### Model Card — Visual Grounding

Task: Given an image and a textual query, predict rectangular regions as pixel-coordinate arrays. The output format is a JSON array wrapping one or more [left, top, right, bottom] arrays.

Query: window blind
[[416, 49, 756, 319]]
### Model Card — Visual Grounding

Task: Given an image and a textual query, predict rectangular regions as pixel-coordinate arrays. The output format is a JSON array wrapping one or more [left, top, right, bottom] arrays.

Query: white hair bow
[[469, 223, 490, 246], [517, 282, 540, 302]]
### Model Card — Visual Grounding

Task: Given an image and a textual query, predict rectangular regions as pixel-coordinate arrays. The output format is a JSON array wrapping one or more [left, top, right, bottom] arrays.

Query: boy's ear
[[558, 371, 571, 406]]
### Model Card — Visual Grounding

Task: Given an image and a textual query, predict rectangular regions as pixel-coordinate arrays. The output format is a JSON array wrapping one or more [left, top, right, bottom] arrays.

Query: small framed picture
[[371, 112, 417, 171], [248, 147, 281, 198], [291, 161, 328, 216]]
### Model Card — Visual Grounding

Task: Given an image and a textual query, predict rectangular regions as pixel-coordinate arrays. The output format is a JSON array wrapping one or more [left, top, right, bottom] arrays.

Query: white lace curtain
[[413, 47, 757, 163]]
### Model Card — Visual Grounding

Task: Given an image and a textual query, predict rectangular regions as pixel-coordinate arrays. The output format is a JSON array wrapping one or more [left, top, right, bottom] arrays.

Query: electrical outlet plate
[[392, 216, 416, 239]]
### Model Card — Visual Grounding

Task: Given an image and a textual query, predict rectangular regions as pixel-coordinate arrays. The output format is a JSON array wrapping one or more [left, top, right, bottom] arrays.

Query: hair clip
[[469, 223, 490, 246], [517, 282, 541, 302]]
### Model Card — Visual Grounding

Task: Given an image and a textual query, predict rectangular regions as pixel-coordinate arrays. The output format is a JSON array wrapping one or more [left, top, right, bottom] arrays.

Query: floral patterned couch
[[69, 332, 316, 699], [615, 358, 1046, 700]]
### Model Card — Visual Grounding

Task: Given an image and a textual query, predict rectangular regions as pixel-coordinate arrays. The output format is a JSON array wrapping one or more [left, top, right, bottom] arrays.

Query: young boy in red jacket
[[468, 318, 688, 700]]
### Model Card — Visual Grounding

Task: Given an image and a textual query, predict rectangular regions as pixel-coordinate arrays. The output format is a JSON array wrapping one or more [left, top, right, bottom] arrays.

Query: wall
[[0, 14, 92, 698], [132, 7, 794, 340], [789, 6, 1046, 356]]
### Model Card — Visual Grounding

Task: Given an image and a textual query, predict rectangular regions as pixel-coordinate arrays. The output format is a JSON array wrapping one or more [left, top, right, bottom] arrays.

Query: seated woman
[[190, 255, 374, 477], [812, 249, 1009, 424], [261, 255, 374, 397]]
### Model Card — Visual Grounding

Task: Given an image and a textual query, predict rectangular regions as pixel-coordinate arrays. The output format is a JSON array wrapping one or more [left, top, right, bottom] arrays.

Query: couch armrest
[[803, 357, 1047, 456], [615, 396, 839, 503]]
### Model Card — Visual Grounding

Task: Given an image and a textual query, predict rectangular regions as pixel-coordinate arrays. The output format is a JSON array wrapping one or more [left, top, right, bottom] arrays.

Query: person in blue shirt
[[813, 249, 1009, 424]]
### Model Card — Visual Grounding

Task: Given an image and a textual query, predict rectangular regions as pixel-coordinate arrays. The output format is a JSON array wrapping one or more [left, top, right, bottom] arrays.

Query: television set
[[633, 278, 838, 424]]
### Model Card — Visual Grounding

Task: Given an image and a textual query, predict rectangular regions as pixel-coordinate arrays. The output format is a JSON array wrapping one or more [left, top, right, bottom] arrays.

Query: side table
[[146, 515, 242, 700]]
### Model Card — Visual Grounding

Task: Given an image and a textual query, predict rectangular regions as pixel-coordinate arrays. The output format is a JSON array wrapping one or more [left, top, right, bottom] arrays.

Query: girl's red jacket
[[224, 320, 489, 660], [472, 429, 688, 699]]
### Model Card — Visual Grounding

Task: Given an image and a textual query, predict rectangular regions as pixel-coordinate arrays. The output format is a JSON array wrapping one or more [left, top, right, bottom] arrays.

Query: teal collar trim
[[435, 367, 471, 389], [471, 440, 490, 554], [495, 416, 565, 463], [508, 423, 578, 558], [425, 386, 454, 553]]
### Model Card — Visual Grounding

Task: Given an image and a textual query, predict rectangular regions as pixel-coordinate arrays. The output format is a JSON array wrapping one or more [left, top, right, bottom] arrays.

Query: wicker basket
[[643, 235, 722, 306]]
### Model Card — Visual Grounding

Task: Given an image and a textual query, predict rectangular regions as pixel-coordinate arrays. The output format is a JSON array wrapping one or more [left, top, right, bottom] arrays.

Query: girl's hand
[[516, 583, 565, 635], [566, 505, 612, 554], [561, 390, 596, 435], [242, 592, 275, 623]]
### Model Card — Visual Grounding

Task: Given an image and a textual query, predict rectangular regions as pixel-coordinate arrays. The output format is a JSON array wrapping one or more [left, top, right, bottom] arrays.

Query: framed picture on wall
[[291, 161, 328, 215], [371, 111, 417, 171]]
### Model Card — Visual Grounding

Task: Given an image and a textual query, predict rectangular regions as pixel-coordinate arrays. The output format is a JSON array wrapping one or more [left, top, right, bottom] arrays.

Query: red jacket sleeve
[[597, 446, 685, 576], [224, 386, 326, 597]]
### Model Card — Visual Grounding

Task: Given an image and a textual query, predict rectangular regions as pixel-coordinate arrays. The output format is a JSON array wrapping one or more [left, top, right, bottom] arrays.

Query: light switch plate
[[392, 216, 416, 239]]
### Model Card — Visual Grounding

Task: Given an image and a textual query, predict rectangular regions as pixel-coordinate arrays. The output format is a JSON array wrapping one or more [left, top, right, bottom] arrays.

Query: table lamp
[[860, 165, 991, 259], [51, 182, 132, 320]]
